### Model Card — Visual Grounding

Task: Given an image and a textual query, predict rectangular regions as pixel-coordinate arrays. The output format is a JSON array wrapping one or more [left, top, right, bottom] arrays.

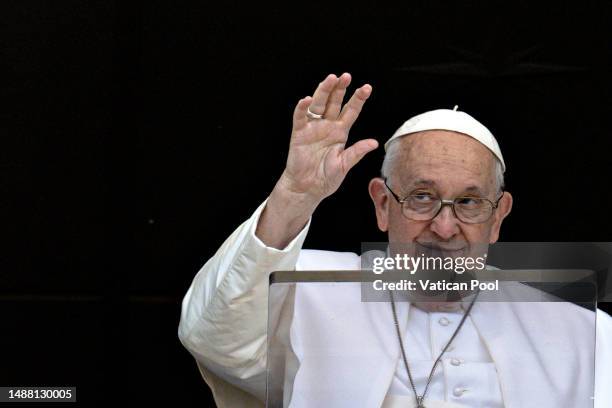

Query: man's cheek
[[463, 225, 491, 245], [392, 221, 423, 243]]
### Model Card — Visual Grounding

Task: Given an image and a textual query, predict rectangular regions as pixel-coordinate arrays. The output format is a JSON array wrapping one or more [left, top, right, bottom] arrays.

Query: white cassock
[[178, 199, 612, 408]]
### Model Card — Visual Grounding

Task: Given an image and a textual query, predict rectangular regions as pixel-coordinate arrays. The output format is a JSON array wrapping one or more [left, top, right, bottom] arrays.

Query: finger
[[340, 138, 379, 173], [309, 74, 339, 116], [339, 84, 372, 129], [324, 72, 351, 120], [292, 96, 313, 131]]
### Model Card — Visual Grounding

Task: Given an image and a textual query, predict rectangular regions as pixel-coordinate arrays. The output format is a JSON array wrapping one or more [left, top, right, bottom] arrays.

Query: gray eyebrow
[[462, 185, 486, 195], [408, 179, 435, 187], [405, 179, 487, 196]]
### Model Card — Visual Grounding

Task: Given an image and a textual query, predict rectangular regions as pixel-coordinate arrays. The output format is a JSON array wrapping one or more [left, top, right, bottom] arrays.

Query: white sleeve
[[178, 198, 310, 401], [595, 309, 612, 408]]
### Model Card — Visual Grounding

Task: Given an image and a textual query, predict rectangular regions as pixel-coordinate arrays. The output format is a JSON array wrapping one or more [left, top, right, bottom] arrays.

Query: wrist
[[254, 174, 319, 249], [273, 171, 322, 213]]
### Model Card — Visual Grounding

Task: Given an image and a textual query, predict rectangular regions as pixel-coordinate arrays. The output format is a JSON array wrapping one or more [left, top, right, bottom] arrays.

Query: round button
[[438, 317, 451, 326], [453, 387, 467, 397], [451, 358, 462, 366]]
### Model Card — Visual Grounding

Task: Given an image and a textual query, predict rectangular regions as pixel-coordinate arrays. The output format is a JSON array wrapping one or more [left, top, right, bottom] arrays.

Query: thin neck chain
[[389, 290, 479, 408]]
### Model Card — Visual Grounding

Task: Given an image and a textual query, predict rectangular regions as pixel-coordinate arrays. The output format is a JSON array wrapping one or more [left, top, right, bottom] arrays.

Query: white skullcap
[[384, 106, 506, 172]]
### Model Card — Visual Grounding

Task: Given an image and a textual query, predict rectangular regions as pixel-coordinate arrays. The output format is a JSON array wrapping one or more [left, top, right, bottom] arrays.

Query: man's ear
[[368, 177, 389, 232], [488, 191, 513, 243]]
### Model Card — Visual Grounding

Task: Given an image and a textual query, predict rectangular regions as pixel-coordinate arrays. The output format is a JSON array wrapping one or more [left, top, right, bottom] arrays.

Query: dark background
[[2, 1, 611, 406]]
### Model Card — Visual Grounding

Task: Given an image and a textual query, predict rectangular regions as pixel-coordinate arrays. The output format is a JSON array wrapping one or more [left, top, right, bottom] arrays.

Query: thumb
[[341, 138, 379, 173]]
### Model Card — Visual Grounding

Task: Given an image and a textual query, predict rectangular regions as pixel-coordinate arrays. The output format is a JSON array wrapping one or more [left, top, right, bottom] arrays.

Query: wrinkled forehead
[[391, 130, 498, 194]]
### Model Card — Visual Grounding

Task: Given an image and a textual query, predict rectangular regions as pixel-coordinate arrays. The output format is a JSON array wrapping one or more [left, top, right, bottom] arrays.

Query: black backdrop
[[2, 1, 611, 406]]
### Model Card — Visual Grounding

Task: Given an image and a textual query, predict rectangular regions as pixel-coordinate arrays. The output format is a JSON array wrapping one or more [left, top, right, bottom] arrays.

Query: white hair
[[381, 138, 505, 193]]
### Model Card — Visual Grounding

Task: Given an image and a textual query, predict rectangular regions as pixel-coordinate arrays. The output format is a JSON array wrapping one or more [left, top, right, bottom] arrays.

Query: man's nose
[[429, 205, 460, 240]]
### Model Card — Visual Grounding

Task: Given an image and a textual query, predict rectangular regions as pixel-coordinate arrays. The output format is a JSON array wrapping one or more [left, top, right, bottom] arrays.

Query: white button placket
[[431, 313, 458, 355], [431, 312, 468, 403], [418, 311, 503, 407]]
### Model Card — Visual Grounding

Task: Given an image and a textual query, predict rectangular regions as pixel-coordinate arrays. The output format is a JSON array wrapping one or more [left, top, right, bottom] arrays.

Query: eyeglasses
[[383, 178, 503, 224]]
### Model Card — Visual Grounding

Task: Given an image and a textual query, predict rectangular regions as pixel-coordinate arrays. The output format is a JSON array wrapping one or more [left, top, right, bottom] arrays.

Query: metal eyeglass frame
[[383, 177, 504, 224]]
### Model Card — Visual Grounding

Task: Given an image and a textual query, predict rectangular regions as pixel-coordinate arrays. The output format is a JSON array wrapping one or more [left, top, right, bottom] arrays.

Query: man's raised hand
[[256, 73, 378, 249], [279, 73, 379, 204]]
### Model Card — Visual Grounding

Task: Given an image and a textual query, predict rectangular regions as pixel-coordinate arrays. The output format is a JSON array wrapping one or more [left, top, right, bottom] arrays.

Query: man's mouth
[[416, 241, 467, 253]]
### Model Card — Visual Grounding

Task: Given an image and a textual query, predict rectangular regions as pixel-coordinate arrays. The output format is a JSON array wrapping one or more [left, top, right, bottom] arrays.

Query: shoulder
[[597, 308, 612, 333], [296, 249, 361, 270]]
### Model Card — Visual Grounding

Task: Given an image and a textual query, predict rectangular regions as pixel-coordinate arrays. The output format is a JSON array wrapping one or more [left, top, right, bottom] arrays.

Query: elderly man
[[178, 73, 612, 407]]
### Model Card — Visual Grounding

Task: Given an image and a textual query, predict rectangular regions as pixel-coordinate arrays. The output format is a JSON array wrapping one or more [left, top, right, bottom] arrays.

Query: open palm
[[282, 73, 379, 202]]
